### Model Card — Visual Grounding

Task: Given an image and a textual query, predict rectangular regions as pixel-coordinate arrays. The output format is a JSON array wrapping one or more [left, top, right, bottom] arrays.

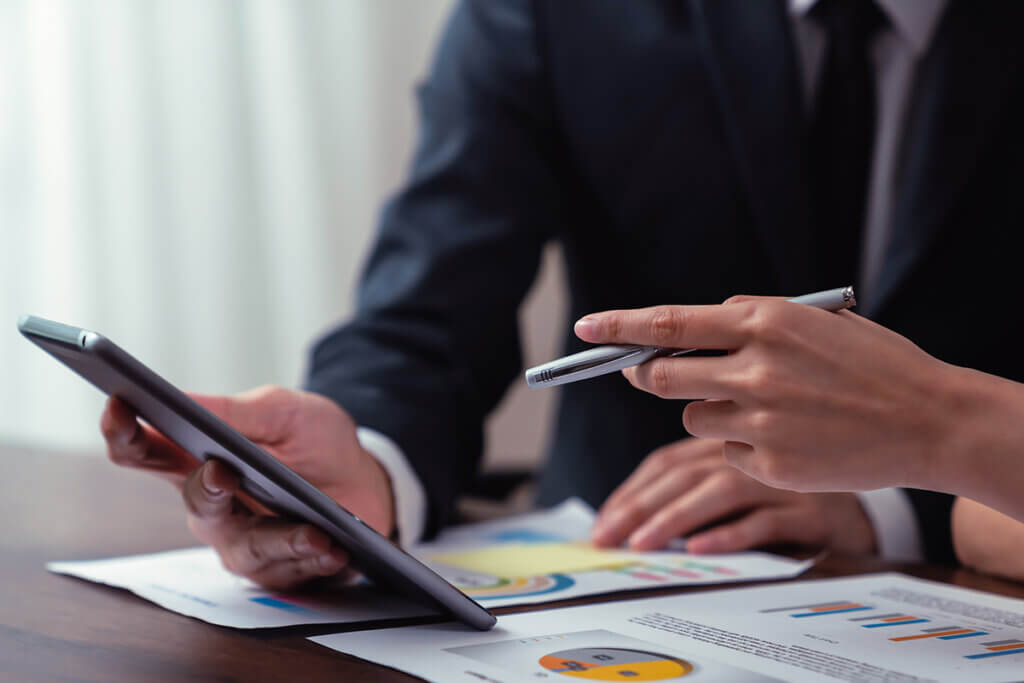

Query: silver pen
[[525, 286, 856, 388]]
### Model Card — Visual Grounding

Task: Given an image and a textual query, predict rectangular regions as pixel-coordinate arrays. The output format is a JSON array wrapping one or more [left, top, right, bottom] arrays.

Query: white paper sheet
[[410, 497, 815, 608], [47, 546, 434, 628], [312, 572, 1024, 682], [47, 497, 813, 629]]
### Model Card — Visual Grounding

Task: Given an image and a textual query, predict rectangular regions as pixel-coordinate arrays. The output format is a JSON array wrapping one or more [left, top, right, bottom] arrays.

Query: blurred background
[[0, 0, 564, 477]]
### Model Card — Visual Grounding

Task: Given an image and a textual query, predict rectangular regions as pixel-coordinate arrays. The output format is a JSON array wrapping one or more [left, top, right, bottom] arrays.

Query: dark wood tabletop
[[4, 444, 1024, 682]]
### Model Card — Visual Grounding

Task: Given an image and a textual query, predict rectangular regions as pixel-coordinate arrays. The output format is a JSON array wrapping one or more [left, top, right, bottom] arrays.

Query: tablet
[[18, 314, 496, 631]]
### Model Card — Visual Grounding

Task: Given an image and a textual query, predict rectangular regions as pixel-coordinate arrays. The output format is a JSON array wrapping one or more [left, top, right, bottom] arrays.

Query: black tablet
[[18, 314, 496, 631]]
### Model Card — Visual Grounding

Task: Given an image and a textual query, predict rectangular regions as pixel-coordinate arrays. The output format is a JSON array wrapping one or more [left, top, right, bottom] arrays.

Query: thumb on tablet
[[189, 385, 297, 445]]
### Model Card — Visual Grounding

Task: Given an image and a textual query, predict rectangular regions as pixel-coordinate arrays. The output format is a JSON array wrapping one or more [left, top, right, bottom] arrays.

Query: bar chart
[[759, 597, 1024, 661]]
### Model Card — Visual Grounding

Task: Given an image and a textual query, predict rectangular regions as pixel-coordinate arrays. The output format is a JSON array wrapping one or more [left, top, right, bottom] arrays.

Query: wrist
[[358, 447, 398, 539], [827, 492, 878, 555], [906, 361, 977, 493], [936, 366, 1024, 516]]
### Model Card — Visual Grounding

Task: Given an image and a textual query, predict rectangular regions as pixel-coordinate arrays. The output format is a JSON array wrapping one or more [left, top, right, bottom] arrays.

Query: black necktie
[[809, 0, 886, 288]]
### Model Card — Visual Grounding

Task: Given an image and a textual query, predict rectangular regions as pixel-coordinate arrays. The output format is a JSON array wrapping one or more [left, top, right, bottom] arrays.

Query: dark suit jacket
[[305, 0, 1024, 563]]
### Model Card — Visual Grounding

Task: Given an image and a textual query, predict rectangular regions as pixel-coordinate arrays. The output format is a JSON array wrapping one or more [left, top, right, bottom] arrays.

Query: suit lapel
[[692, 0, 818, 295], [868, 2, 1023, 315]]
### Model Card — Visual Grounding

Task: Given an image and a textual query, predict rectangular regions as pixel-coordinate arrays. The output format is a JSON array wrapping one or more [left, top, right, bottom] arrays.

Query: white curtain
[[0, 0, 460, 450], [0, 0, 565, 469]]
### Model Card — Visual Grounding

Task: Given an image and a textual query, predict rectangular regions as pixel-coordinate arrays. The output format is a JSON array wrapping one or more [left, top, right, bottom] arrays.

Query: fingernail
[[201, 464, 223, 496], [574, 316, 600, 339]]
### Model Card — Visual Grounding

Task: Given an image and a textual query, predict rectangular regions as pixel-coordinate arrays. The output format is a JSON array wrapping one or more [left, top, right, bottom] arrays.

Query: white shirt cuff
[[856, 488, 925, 562], [356, 427, 427, 547]]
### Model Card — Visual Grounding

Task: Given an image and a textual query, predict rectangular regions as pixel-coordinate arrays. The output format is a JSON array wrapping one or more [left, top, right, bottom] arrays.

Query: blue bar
[[965, 647, 1024, 659], [792, 606, 874, 617], [249, 596, 309, 614], [862, 619, 929, 628], [939, 632, 989, 640]]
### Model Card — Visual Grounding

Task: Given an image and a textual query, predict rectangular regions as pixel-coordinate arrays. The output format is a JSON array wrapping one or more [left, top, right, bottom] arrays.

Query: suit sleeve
[[304, 0, 563, 536], [904, 488, 956, 565]]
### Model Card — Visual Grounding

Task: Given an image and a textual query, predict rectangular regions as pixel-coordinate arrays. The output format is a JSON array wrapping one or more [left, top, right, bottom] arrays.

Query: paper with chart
[[410, 497, 815, 608], [312, 572, 1024, 682], [47, 546, 436, 628], [47, 497, 813, 629]]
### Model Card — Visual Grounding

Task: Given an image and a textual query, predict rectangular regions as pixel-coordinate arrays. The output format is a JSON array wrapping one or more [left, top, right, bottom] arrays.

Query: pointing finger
[[574, 303, 753, 350]]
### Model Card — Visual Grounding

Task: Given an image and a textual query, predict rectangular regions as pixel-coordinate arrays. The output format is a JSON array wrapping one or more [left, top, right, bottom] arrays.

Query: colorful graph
[[851, 612, 929, 628], [616, 559, 740, 583], [487, 529, 567, 544], [964, 638, 1024, 659], [249, 594, 315, 614], [454, 573, 575, 601], [889, 626, 984, 642], [538, 647, 694, 680], [761, 598, 1024, 662], [759, 600, 874, 617]]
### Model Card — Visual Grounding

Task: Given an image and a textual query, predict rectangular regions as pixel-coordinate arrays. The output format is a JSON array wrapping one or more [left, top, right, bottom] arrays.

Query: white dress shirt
[[362, 0, 949, 559]]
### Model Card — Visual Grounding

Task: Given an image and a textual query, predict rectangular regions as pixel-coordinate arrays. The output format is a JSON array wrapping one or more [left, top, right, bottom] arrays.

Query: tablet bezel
[[18, 314, 496, 631]]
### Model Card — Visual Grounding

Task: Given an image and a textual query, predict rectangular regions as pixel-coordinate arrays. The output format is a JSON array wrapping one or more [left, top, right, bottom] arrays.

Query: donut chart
[[539, 647, 694, 680], [457, 573, 575, 600]]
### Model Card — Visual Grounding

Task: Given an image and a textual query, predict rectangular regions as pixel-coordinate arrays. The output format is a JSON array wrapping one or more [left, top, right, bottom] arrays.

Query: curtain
[[0, 0, 463, 451]]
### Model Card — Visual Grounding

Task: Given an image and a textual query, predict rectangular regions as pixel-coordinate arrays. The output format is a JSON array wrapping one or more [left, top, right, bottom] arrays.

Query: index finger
[[573, 303, 754, 349], [101, 397, 199, 488]]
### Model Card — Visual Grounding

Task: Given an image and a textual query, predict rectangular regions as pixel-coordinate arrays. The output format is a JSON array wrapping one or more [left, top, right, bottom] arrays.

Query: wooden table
[[4, 445, 1024, 682]]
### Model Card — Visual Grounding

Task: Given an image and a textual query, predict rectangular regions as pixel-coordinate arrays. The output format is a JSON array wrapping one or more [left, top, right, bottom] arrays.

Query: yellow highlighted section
[[430, 543, 635, 577], [539, 656, 693, 680]]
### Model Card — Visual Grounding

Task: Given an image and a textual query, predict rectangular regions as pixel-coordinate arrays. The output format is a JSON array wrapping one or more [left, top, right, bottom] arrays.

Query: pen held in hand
[[525, 286, 855, 389]]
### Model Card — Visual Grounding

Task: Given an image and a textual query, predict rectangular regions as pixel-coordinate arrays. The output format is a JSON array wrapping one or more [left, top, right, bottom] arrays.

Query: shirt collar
[[789, 0, 949, 56]]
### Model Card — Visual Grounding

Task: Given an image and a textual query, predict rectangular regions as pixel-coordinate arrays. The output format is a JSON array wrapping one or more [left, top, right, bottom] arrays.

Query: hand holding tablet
[[18, 315, 496, 630]]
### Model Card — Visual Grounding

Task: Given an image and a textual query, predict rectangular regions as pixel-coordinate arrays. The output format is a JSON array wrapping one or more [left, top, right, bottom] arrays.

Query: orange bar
[[809, 603, 863, 612], [986, 643, 1024, 652], [890, 629, 973, 642], [882, 616, 919, 622]]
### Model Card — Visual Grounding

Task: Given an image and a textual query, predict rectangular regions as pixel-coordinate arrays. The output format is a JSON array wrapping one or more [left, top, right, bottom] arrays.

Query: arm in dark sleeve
[[304, 0, 564, 536], [904, 489, 956, 565]]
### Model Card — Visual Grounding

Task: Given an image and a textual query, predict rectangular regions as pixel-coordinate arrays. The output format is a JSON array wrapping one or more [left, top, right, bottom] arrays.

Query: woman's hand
[[574, 296, 959, 494]]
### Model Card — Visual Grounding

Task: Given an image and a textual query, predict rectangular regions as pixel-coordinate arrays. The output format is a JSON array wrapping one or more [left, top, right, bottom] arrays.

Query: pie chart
[[538, 646, 694, 680]]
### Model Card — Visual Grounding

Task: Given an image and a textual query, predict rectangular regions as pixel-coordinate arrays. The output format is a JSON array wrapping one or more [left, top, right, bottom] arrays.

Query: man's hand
[[591, 437, 876, 555], [574, 297, 957, 494], [100, 386, 396, 590]]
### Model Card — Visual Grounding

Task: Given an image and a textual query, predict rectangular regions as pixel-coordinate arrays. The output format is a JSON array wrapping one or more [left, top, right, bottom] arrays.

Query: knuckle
[[747, 409, 776, 437], [738, 303, 775, 340], [649, 307, 685, 346], [250, 384, 281, 401], [619, 501, 649, 527], [712, 470, 745, 499], [736, 363, 774, 395], [650, 446, 678, 472], [261, 384, 291, 405], [603, 314, 623, 340], [247, 532, 266, 565], [649, 361, 675, 398]]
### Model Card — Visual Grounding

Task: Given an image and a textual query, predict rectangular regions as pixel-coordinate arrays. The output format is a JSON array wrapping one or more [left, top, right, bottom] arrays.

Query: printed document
[[312, 572, 1024, 682]]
